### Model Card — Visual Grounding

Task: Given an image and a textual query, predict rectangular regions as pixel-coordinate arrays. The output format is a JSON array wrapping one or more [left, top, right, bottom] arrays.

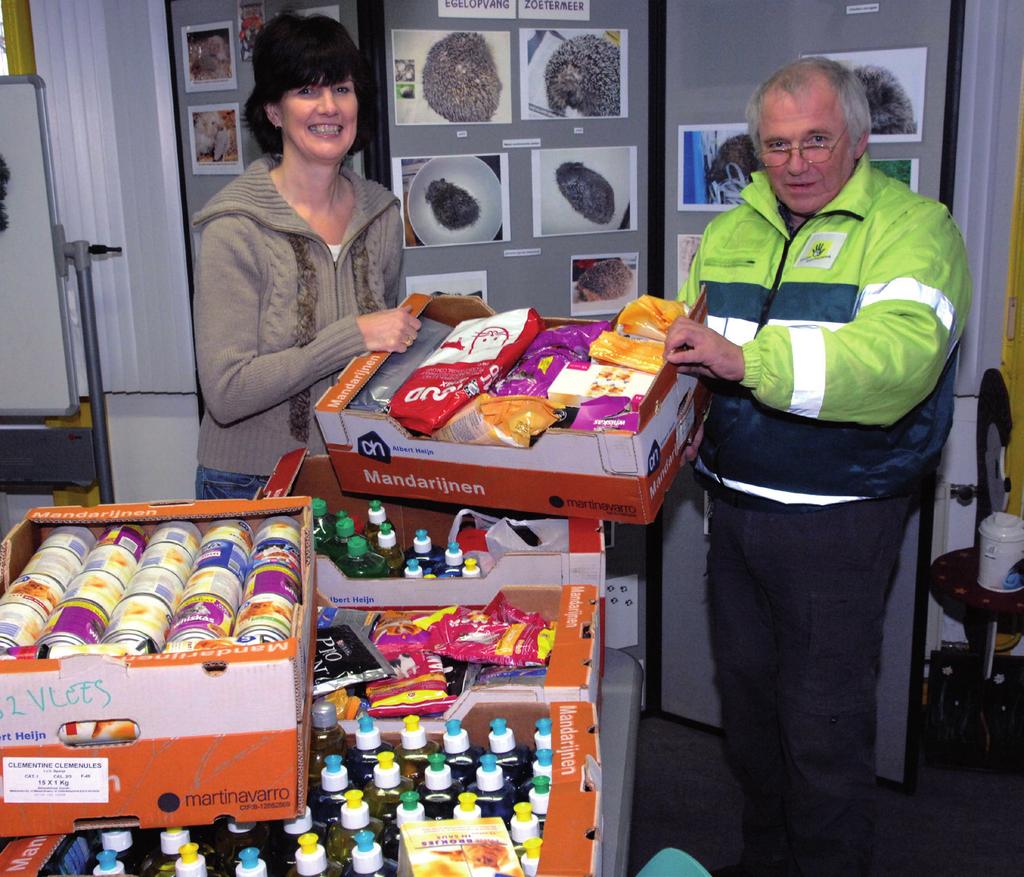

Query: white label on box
[[2, 756, 109, 802]]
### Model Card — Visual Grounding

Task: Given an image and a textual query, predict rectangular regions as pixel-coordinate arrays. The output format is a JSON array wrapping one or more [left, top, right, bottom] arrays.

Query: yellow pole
[[2, 0, 36, 75], [1001, 59, 1024, 518]]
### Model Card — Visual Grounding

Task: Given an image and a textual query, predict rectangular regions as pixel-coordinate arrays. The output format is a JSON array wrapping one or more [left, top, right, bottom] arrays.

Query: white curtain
[[31, 0, 195, 394]]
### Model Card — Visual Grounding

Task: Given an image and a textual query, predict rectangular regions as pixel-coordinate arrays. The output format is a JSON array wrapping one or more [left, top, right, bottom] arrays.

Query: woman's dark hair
[[244, 13, 375, 156]]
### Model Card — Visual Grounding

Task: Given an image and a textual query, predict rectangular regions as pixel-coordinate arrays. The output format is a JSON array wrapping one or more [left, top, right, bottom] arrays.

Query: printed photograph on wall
[[676, 234, 702, 294], [809, 47, 927, 143], [406, 270, 488, 303], [182, 22, 237, 93], [520, 28, 628, 120], [678, 124, 756, 211], [391, 30, 512, 125], [237, 3, 264, 62], [392, 153, 511, 248], [532, 146, 637, 237], [570, 253, 639, 316], [188, 104, 243, 175], [870, 158, 920, 192]]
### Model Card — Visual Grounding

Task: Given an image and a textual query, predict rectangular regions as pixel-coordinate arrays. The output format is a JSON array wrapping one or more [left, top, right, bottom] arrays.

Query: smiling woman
[[190, 13, 416, 499]]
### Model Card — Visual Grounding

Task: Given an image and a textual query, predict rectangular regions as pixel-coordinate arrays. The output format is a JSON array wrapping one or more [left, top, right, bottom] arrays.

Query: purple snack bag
[[493, 320, 612, 397]]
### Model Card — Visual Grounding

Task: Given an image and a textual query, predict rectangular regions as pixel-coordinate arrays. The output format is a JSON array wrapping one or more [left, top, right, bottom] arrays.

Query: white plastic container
[[977, 512, 1024, 592]]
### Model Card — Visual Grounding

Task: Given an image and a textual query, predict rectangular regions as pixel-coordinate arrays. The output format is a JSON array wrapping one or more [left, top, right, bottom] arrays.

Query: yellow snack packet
[[615, 294, 686, 341], [433, 394, 562, 448], [589, 331, 666, 374]]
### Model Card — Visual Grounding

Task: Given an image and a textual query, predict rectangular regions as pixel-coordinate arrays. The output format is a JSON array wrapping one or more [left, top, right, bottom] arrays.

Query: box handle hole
[[59, 719, 139, 746]]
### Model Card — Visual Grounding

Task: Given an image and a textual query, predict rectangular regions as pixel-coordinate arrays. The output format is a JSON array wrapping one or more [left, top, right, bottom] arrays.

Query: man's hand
[[665, 316, 745, 382]]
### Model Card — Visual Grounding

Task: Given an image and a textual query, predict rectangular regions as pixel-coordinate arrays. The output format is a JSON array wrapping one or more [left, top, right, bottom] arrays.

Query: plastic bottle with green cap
[[379, 790, 424, 862], [337, 535, 389, 579], [234, 848, 267, 877], [373, 523, 406, 577], [340, 830, 396, 877], [442, 718, 485, 786], [308, 699, 346, 787], [487, 717, 533, 787], [452, 791, 482, 821], [267, 808, 314, 876], [326, 789, 384, 869], [510, 802, 542, 856], [528, 775, 551, 831], [324, 516, 356, 568], [286, 834, 340, 877], [417, 750, 465, 819], [93, 850, 126, 875], [394, 715, 440, 784], [467, 753, 516, 824], [520, 837, 543, 877], [311, 498, 337, 553], [344, 715, 394, 787], [364, 750, 415, 824], [312, 754, 352, 831], [517, 749, 554, 803], [364, 501, 391, 551]]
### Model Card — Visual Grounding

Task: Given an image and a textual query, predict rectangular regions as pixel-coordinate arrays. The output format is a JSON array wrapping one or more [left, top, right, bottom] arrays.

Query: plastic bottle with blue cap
[[234, 847, 267, 877], [534, 717, 553, 751], [364, 751, 415, 825], [286, 834, 340, 877], [404, 529, 444, 575], [268, 808, 314, 876], [402, 557, 424, 579], [312, 754, 352, 830], [394, 715, 440, 783], [467, 753, 517, 823], [93, 850, 125, 875], [99, 829, 142, 875], [214, 820, 269, 871], [487, 717, 533, 787], [442, 718, 484, 786], [345, 715, 395, 787], [418, 750, 465, 819], [326, 789, 384, 869], [517, 749, 553, 803], [380, 790, 424, 862], [340, 830, 396, 877], [438, 542, 464, 577]]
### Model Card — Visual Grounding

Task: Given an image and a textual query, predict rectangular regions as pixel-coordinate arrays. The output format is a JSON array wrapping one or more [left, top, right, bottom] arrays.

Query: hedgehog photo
[[556, 162, 615, 224], [855, 65, 917, 135], [575, 258, 633, 303], [424, 178, 481, 230], [707, 134, 757, 205], [422, 32, 503, 123], [545, 33, 621, 118]]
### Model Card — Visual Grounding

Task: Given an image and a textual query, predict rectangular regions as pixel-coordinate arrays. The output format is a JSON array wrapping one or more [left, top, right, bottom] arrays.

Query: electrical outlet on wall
[[605, 573, 639, 649]]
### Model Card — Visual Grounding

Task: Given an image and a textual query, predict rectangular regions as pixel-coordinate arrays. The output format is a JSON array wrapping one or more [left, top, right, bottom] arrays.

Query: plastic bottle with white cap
[[345, 715, 394, 788], [214, 820, 269, 871], [286, 834, 340, 877], [452, 791, 483, 821], [528, 775, 551, 831], [517, 749, 554, 803], [364, 500, 391, 550], [99, 829, 142, 875], [467, 753, 517, 823], [268, 808, 314, 876], [520, 837, 543, 877], [534, 717, 553, 752], [380, 790, 424, 862], [326, 789, 384, 870], [510, 802, 542, 856], [364, 751, 414, 825], [340, 830, 396, 877], [93, 850, 126, 875], [374, 523, 405, 577], [394, 715, 440, 784], [404, 529, 444, 575], [487, 717, 533, 787], [418, 751, 465, 819], [442, 718, 484, 786], [234, 848, 267, 877], [312, 754, 352, 831]]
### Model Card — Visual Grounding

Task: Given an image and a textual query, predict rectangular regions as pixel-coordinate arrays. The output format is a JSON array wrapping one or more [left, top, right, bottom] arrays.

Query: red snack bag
[[428, 615, 553, 666], [371, 611, 432, 660], [483, 591, 549, 628], [389, 308, 544, 434]]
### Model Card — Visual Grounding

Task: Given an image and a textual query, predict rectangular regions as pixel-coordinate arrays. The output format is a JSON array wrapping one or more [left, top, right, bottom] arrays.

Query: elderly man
[[667, 57, 971, 876]]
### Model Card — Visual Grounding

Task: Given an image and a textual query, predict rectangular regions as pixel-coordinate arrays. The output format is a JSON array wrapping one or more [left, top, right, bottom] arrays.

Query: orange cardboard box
[[315, 294, 701, 525], [0, 497, 316, 836]]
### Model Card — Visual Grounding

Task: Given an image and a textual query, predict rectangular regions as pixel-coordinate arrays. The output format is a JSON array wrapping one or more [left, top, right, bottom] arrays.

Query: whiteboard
[[0, 76, 77, 415]]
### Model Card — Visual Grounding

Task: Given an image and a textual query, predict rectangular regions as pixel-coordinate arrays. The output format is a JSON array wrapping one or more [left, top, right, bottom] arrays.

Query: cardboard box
[[262, 452, 605, 608], [0, 497, 316, 836], [315, 294, 700, 524]]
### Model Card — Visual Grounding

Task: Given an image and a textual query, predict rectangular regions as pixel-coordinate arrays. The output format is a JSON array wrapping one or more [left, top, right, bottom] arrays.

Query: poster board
[[0, 76, 77, 415]]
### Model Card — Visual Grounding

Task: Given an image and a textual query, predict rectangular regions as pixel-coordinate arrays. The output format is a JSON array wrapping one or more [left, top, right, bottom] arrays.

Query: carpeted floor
[[627, 716, 1024, 876]]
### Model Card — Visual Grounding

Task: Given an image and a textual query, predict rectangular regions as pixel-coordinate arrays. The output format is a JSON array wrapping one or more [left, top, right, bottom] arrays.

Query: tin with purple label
[[242, 562, 302, 605], [194, 539, 249, 584], [200, 519, 254, 555], [36, 599, 110, 656], [81, 544, 140, 588], [167, 593, 235, 643], [61, 570, 125, 617], [3, 575, 64, 620], [137, 542, 194, 586], [96, 524, 147, 562], [183, 567, 242, 610], [103, 594, 172, 653], [22, 547, 85, 589], [124, 567, 185, 612], [0, 601, 48, 648], [233, 593, 294, 642], [148, 521, 202, 561]]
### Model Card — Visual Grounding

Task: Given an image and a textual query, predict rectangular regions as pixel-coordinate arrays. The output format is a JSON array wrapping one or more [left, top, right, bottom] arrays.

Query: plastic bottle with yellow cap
[[363, 750, 415, 825], [394, 715, 440, 784], [520, 837, 543, 877], [286, 834, 341, 877], [452, 791, 482, 821], [326, 789, 384, 869], [510, 802, 542, 857]]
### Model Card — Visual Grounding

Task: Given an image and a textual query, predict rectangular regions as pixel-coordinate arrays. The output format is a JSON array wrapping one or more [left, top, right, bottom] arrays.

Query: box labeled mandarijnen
[[315, 294, 701, 525], [0, 496, 316, 836], [262, 451, 605, 608]]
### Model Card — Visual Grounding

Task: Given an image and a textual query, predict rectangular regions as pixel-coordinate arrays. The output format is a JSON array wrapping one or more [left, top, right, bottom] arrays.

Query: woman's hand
[[357, 307, 422, 353]]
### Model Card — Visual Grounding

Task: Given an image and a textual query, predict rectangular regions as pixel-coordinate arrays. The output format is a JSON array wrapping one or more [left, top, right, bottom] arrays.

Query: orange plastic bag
[[589, 331, 665, 374], [615, 295, 686, 342], [432, 394, 562, 447]]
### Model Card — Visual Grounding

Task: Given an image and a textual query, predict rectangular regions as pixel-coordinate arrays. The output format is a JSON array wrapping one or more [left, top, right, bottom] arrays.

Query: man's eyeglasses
[[759, 126, 848, 167]]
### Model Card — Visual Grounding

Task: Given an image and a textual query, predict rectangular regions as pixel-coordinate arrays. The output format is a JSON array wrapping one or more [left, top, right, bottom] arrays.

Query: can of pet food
[[167, 593, 235, 643], [182, 566, 242, 610], [233, 592, 294, 642], [200, 519, 254, 555], [137, 541, 194, 586], [123, 566, 185, 612], [22, 547, 85, 589], [103, 594, 173, 653], [96, 524, 147, 562], [81, 544, 140, 589], [61, 570, 126, 617], [250, 541, 301, 575], [36, 599, 110, 655], [3, 574, 65, 620], [243, 561, 302, 605], [193, 538, 249, 585], [0, 600, 49, 648], [38, 526, 96, 564], [254, 515, 302, 550], [148, 521, 202, 561]]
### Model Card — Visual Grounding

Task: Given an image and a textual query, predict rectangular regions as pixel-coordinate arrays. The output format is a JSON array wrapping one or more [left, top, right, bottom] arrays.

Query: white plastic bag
[[447, 509, 570, 561]]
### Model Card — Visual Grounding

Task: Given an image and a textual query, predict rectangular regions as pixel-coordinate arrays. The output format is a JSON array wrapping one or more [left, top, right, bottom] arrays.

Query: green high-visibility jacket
[[679, 156, 972, 505]]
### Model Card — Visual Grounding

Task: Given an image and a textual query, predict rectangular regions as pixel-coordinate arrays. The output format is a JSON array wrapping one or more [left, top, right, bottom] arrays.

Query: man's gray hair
[[746, 56, 871, 150]]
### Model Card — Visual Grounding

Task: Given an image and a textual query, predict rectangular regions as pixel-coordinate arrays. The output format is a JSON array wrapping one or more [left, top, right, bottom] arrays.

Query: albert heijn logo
[[647, 440, 661, 476], [357, 431, 391, 463]]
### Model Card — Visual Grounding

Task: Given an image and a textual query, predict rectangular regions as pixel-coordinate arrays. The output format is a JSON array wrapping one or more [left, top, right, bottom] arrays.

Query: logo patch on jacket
[[795, 232, 846, 269]]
